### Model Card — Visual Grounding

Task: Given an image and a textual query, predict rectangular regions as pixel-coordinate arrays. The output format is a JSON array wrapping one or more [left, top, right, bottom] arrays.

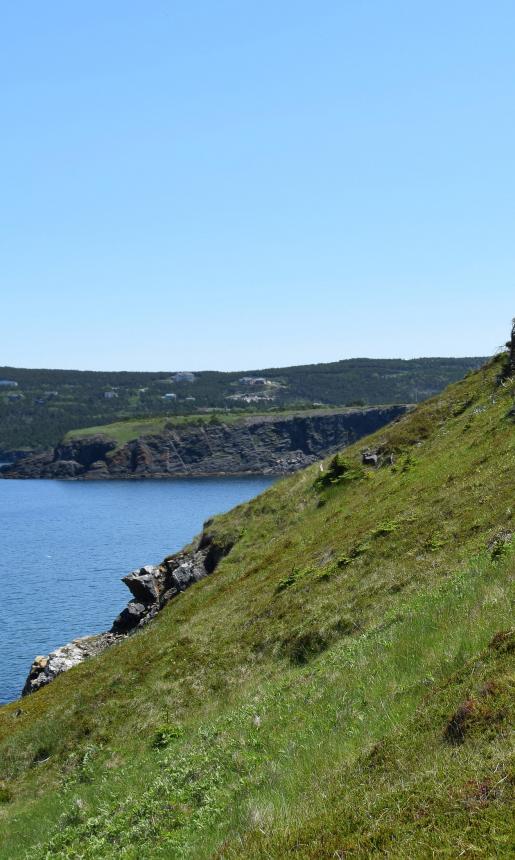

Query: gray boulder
[[22, 633, 115, 696], [167, 553, 208, 591], [122, 564, 162, 604], [362, 451, 379, 467], [111, 601, 148, 634]]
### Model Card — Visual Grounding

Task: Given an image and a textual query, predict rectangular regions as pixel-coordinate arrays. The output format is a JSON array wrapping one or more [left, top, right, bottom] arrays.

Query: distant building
[[0, 379, 18, 388], [172, 372, 196, 383], [238, 376, 270, 386], [227, 393, 274, 404], [103, 391, 118, 400]]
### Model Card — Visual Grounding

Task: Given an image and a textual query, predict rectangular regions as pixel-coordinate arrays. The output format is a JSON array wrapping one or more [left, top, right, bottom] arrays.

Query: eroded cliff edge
[[22, 527, 234, 695], [1, 406, 408, 479]]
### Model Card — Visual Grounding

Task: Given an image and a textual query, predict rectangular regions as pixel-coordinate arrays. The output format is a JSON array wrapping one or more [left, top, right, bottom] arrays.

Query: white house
[[172, 372, 196, 383]]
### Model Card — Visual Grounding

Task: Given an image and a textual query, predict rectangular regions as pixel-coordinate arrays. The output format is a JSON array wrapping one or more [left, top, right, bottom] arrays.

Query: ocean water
[[0, 477, 274, 704]]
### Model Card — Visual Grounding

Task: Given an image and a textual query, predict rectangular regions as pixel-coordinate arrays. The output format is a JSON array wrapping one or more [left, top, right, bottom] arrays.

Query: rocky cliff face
[[0, 448, 31, 464], [1, 407, 408, 479], [22, 528, 233, 695]]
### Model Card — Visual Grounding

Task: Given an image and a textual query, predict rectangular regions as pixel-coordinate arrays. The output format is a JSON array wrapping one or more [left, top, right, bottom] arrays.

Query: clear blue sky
[[1, 1, 513, 371]]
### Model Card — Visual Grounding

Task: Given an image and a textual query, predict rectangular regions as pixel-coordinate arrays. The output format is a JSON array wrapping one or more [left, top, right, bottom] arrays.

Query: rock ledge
[[2, 407, 409, 480], [21, 531, 231, 696]]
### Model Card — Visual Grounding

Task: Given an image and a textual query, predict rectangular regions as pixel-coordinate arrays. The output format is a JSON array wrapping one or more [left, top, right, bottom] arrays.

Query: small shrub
[[0, 783, 12, 803], [425, 533, 446, 552], [490, 538, 512, 561], [334, 615, 356, 635], [370, 520, 398, 538], [152, 724, 184, 750], [489, 629, 515, 654], [282, 615, 356, 664], [400, 452, 418, 473], [284, 630, 330, 664], [275, 565, 314, 593], [315, 454, 364, 491], [275, 567, 301, 593], [443, 699, 477, 745], [76, 744, 101, 784], [60, 798, 86, 826], [350, 541, 371, 558], [315, 566, 333, 582]]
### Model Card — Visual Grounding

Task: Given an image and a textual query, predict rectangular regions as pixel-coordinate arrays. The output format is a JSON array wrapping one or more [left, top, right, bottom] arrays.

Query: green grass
[[63, 406, 378, 446], [65, 414, 198, 445], [0, 354, 513, 858], [64, 411, 264, 445]]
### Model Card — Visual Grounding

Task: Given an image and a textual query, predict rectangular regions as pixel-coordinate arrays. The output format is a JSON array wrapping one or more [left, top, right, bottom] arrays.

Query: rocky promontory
[[22, 527, 234, 695], [1, 406, 409, 480]]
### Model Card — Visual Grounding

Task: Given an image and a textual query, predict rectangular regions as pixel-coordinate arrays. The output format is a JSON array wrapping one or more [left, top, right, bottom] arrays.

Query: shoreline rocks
[[21, 531, 232, 696], [22, 633, 117, 696]]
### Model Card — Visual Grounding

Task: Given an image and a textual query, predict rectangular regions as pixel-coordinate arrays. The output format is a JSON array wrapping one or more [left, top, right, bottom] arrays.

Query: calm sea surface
[[0, 477, 274, 704]]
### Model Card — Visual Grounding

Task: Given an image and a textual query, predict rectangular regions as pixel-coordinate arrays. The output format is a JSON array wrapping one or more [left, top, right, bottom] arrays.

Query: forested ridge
[[0, 356, 484, 451]]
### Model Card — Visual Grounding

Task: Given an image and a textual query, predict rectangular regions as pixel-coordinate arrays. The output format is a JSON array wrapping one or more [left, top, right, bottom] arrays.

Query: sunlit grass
[[0, 354, 513, 857]]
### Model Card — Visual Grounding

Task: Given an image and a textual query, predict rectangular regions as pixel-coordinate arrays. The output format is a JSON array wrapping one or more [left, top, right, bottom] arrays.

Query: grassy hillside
[[0, 353, 513, 858], [0, 356, 484, 451]]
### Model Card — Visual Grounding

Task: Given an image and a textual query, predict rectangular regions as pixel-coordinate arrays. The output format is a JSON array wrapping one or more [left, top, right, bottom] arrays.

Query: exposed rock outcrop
[[2, 407, 409, 480], [22, 633, 116, 696], [0, 449, 32, 465], [21, 531, 232, 695]]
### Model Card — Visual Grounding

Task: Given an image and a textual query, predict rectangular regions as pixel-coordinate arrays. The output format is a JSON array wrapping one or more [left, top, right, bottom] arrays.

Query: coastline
[[21, 523, 232, 697], [1, 405, 409, 481]]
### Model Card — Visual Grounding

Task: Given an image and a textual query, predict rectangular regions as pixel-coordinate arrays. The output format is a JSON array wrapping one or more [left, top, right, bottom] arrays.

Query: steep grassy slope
[[0, 354, 513, 858]]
